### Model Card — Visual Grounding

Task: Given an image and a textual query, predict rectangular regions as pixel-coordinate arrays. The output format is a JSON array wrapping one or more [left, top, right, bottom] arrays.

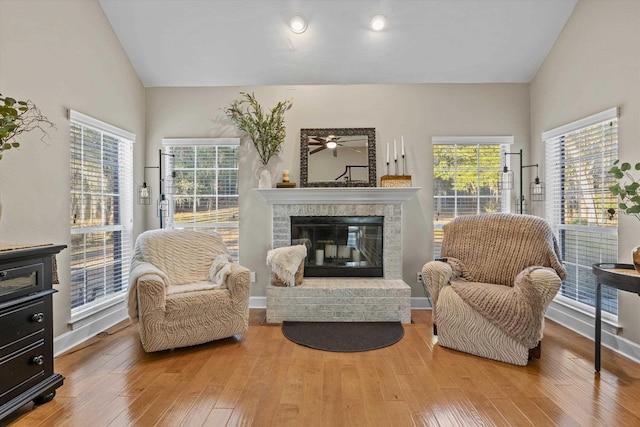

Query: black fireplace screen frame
[[291, 216, 384, 277]]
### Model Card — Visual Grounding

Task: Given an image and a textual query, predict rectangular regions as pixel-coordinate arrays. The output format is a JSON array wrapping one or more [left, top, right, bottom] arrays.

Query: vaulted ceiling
[[99, 0, 577, 87]]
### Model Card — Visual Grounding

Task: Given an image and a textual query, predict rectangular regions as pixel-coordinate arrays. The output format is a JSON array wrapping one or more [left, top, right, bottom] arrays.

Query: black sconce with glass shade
[[138, 166, 158, 205], [530, 165, 545, 202], [502, 149, 546, 214], [139, 149, 175, 228]]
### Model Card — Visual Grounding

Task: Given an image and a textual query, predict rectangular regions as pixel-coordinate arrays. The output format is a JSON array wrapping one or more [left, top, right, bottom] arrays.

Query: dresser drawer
[[0, 339, 46, 403], [0, 299, 46, 351], [0, 262, 44, 303]]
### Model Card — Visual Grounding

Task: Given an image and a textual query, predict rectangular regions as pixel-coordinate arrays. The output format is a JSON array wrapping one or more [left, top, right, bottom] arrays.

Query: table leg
[[595, 280, 602, 372]]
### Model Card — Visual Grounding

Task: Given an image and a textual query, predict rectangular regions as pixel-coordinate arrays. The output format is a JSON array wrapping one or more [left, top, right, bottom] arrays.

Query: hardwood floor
[[4, 310, 640, 426]]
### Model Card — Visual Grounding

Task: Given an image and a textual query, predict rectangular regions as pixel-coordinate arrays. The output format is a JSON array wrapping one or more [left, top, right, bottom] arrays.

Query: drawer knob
[[31, 313, 45, 323], [31, 355, 44, 366]]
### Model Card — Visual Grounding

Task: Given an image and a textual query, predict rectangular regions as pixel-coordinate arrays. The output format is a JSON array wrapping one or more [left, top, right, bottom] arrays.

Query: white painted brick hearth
[[267, 278, 411, 324]]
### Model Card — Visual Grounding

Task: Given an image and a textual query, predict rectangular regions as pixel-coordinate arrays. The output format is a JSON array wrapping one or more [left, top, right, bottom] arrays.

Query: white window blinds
[[69, 110, 134, 314], [162, 138, 240, 259], [543, 108, 618, 315], [432, 136, 513, 258]]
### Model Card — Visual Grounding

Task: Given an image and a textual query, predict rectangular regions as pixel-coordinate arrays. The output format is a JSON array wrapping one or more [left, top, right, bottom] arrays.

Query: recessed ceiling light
[[371, 15, 385, 31], [289, 14, 307, 34]]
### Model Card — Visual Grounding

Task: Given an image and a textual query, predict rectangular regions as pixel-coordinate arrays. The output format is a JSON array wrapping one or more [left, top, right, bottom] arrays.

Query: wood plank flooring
[[3, 310, 640, 426]]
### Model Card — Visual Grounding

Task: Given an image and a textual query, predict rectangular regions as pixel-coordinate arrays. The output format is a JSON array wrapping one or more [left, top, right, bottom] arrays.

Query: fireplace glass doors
[[291, 216, 383, 277]]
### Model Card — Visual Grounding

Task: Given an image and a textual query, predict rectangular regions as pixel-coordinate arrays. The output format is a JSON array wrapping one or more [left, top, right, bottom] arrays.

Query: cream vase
[[258, 167, 272, 189]]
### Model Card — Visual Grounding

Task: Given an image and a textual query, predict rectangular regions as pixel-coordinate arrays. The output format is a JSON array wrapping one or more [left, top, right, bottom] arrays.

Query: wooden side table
[[591, 263, 640, 372]]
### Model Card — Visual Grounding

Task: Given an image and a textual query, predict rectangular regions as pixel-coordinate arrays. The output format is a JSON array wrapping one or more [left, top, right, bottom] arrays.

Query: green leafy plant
[[225, 92, 292, 166], [0, 94, 55, 160], [608, 160, 640, 221]]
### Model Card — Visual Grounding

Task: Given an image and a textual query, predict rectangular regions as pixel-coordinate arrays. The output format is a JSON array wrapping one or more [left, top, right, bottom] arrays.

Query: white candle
[[394, 139, 397, 160], [386, 142, 389, 163], [401, 136, 405, 156]]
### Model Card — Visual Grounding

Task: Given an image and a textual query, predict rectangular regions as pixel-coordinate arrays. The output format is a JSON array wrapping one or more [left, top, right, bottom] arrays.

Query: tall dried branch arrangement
[[225, 92, 292, 166]]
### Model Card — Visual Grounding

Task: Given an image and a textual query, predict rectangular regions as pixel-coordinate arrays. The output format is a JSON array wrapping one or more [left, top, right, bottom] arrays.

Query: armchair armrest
[[422, 260, 453, 329], [226, 264, 251, 305], [136, 276, 168, 318], [526, 267, 563, 310], [128, 261, 170, 322]]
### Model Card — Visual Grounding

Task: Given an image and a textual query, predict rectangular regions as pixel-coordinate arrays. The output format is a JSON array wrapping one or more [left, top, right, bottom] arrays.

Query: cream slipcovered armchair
[[127, 229, 250, 352], [422, 213, 566, 365]]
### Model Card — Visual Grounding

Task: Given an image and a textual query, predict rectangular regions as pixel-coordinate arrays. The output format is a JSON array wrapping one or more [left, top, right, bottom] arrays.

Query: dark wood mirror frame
[[300, 127, 377, 187]]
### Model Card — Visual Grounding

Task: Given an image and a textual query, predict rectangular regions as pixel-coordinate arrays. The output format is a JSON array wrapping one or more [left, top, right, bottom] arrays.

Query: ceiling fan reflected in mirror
[[308, 135, 366, 157]]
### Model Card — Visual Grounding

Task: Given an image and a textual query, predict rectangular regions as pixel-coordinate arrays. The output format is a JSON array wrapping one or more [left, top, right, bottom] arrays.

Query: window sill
[[68, 292, 127, 330], [547, 298, 621, 336]]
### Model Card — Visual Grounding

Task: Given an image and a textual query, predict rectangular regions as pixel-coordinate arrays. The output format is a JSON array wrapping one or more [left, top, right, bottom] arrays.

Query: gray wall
[[531, 1, 640, 342], [145, 84, 530, 298], [0, 0, 146, 336]]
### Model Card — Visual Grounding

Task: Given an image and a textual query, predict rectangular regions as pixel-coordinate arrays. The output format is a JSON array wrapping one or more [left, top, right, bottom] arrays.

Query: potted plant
[[225, 92, 292, 188], [0, 94, 55, 161], [608, 159, 640, 272]]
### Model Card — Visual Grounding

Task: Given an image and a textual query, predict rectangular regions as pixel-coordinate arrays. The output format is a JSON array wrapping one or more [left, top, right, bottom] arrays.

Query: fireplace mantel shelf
[[255, 187, 421, 205]]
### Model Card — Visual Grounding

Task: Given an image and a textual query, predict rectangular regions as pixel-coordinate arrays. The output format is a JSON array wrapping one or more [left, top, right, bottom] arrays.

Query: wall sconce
[[530, 167, 545, 202], [138, 166, 158, 205], [138, 183, 151, 205], [517, 198, 529, 215], [502, 165, 514, 190], [289, 14, 307, 34], [503, 149, 544, 214], [158, 150, 175, 228], [141, 151, 175, 228]]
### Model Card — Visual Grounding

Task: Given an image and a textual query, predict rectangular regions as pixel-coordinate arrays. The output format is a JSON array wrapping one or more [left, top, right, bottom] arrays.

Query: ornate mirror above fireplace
[[300, 128, 376, 187]]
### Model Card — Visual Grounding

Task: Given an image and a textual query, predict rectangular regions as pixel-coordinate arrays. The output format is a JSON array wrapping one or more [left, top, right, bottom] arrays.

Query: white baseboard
[[54, 306, 129, 357], [546, 301, 640, 366], [411, 297, 432, 309], [250, 296, 266, 308]]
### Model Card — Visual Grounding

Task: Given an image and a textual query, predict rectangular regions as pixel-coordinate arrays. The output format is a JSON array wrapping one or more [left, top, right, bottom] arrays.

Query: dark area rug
[[281, 321, 404, 352]]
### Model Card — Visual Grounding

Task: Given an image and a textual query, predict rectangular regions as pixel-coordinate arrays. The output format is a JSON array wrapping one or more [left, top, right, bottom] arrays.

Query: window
[[432, 136, 512, 258], [162, 138, 240, 259], [543, 108, 618, 316], [70, 111, 134, 315]]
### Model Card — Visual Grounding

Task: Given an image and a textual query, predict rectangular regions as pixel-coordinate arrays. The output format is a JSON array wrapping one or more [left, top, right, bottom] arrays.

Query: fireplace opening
[[291, 216, 383, 277]]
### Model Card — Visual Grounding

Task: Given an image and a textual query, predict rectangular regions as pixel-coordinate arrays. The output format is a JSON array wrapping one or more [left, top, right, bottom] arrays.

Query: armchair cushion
[[450, 266, 545, 348]]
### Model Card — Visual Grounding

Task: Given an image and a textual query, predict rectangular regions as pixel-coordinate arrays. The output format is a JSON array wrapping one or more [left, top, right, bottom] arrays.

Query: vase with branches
[[0, 93, 55, 221], [225, 92, 292, 187], [608, 159, 640, 272], [0, 94, 55, 161]]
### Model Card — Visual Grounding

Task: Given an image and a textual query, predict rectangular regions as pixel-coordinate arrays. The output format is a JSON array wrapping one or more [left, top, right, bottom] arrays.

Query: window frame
[[432, 136, 513, 258], [69, 110, 134, 320], [161, 138, 240, 259], [543, 107, 619, 319]]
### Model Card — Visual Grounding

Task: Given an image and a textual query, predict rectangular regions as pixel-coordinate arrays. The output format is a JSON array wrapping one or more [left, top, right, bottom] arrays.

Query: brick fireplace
[[255, 187, 419, 324]]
